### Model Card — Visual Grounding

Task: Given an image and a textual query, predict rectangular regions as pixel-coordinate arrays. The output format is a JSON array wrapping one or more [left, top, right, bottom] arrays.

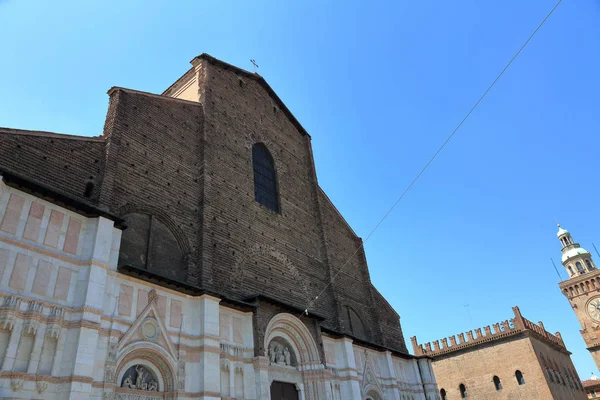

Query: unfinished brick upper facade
[[0, 53, 407, 354]]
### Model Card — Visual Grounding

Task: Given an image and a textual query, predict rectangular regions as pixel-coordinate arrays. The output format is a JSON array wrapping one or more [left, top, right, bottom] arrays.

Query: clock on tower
[[557, 224, 600, 369]]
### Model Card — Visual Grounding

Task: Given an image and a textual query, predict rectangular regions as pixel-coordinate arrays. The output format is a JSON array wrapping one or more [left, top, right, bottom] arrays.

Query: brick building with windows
[[0, 54, 439, 399], [583, 374, 600, 398], [412, 306, 585, 400]]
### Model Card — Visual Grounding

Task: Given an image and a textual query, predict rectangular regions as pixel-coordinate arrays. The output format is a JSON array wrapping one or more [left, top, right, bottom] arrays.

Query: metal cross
[[250, 59, 259, 73]]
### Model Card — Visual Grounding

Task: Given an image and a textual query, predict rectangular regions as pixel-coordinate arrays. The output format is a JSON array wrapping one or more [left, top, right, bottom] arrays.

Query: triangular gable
[[118, 289, 178, 361], [361, 354, 383, 396]]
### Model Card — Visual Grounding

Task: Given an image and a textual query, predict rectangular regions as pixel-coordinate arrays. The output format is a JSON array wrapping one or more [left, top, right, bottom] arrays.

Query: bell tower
[[557, 224, 600, 370], [558, 224, 597, 277]]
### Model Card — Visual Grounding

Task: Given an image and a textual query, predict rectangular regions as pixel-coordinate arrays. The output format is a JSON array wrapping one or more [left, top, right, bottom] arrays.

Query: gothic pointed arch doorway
[[270, 381, 300, 400]]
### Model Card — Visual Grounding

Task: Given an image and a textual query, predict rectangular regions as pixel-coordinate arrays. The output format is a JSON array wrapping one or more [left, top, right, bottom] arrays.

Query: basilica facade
[[0, 54, 438, 399]]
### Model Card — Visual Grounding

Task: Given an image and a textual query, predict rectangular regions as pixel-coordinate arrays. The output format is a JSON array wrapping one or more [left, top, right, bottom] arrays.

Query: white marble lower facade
[[0, 180, 438, 400]]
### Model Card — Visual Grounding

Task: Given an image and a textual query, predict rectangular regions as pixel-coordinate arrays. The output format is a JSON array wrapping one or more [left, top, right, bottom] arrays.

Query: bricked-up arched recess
[[252, 143, 279, 212], [346, 306, 368, 340], [118, 212, 188, 281], [233, 244, 311, 305]]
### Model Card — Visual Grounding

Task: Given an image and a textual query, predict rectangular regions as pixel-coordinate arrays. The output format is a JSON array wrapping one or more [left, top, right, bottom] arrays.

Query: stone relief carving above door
[[120, 364, 159, 391]]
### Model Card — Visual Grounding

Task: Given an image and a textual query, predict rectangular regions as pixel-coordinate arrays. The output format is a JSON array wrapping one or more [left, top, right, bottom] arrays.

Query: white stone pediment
[[117, 290, 178, 361], [361, 357, 383, 398]]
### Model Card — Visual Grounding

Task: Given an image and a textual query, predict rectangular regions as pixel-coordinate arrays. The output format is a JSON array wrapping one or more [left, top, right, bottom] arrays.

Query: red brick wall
[[195, 59, 406, 352], [0, 128, 105, 202], [100, 89, 204, 282]]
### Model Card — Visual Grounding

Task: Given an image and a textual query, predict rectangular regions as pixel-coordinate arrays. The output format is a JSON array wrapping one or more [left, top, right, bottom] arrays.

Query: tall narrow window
[[252, 143, 279, 212], [459, 383, 467, 398], [515, 370, 525, 385], [586, 260, 593, 270], [493, 376, 502, 390], [440, 389, 447, 400], [568, 266, 574, 276], [576, 262, 585, 273]]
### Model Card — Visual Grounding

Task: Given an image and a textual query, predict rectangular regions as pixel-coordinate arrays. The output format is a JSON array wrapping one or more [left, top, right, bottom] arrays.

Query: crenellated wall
[[411, 306, 566, 358], [411, 306, 584, 400]]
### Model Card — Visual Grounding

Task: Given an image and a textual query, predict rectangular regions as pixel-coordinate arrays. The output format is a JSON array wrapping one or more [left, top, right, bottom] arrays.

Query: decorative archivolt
[[232, 244, 311, 302], [115, 348, 175, 393], [264, 313, 320, 366]]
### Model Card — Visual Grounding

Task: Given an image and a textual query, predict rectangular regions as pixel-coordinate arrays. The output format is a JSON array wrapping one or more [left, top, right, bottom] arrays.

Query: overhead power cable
[[300, 0, 563, 318]]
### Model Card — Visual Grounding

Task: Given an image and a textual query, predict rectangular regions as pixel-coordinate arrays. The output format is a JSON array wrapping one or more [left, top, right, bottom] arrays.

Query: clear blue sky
[[2, 0, 600, 379]]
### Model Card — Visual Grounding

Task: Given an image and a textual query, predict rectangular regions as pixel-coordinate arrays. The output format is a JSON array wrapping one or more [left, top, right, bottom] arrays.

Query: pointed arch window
[[516, 370, 525, 385], [252, 143, 279, 212], [493, 376, 502, 390], [459, 383, 467, 398], [440, 389, 447, 400]]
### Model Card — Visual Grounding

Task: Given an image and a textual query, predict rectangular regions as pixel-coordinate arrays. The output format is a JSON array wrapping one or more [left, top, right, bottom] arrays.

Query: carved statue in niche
[[120, 364, 159, 391], [268, 344, 276, 363], [284, 346, 291, 366], [122, 376, 135, 389], [268, 340, 294, 366], [135, 365, 147, 390], [276, 344, 286, 364]]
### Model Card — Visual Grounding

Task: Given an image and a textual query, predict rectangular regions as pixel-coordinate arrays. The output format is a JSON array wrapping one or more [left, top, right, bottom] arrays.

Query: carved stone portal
[[120, 365, 159, 392]]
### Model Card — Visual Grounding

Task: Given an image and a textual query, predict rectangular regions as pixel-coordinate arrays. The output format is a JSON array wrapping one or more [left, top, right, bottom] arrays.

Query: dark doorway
[[270, 381, 299, 400]]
